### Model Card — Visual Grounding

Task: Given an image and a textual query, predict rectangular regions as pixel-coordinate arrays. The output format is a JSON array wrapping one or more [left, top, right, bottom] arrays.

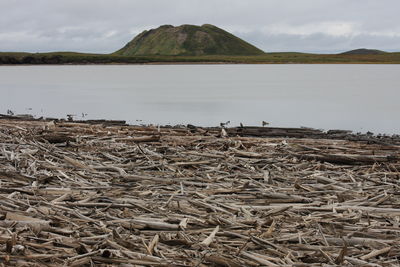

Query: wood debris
[[0, 119, 399, 266]]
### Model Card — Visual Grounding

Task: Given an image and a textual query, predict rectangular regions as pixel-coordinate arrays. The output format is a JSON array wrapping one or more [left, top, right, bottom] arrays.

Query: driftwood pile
[[0, 119, 399, 266]]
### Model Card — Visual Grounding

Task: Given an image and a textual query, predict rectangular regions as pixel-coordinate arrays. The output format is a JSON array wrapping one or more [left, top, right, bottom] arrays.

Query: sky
[[1, 0, 399, 54]]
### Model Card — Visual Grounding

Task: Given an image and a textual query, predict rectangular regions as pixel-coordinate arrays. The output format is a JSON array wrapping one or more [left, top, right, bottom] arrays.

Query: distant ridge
[[114, 24, 264, 56], [341, 48, 387, 55]]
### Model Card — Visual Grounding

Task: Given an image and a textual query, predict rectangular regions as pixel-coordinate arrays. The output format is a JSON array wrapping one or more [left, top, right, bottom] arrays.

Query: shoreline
[[2, 51, 400, 65], [2, 61, 400, 66], [0, 118, 399, 265], [1, 114, 399, 142]]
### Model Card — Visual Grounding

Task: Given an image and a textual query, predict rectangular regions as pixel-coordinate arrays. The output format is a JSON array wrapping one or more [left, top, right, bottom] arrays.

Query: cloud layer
[[1, 0, 399, 53]]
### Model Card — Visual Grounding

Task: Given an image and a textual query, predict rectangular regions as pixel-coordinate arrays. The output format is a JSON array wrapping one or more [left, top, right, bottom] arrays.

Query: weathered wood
[[37, 133, 75, 143], [0, 118, 399, 266], [291, 152, 399, 165]]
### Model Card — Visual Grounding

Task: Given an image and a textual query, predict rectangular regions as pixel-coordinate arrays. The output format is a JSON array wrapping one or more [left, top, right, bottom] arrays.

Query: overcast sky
[[1, 0, 399, 54]]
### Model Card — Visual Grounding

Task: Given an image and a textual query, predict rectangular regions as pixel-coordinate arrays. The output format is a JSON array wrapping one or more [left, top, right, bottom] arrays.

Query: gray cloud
[[0, 0, 399, 53]]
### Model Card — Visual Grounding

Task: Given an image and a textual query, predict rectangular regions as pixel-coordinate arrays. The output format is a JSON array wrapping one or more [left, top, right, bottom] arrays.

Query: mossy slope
[[115, 24, 264, 56], [341, 48, 387, 55]]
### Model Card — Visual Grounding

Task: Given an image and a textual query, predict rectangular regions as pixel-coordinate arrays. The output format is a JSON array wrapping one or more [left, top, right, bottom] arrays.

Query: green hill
[[340, 48, 387, 55], [114, 24, 264, 56]]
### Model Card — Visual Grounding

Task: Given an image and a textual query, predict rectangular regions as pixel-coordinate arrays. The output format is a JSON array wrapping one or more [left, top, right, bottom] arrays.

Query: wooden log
[[205, 254, 242, 267], [291, 152, 398, 165], [37, 133, 75, 143], [115, 135, 160, 143]]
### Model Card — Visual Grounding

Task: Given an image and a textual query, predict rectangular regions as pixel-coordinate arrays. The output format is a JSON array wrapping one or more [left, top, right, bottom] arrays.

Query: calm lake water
[[0, 64, 399, 133]]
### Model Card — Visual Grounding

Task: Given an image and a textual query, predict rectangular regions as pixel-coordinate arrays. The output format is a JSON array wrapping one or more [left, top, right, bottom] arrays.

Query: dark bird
[[262, 121, 269, 127], [220, 120, 231, 128], [66, 114, 76, 121]]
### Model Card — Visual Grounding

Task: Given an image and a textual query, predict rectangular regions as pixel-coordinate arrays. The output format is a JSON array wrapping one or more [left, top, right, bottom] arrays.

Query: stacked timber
[[225, 126, 400, 145], [226, 126, 326, 138]]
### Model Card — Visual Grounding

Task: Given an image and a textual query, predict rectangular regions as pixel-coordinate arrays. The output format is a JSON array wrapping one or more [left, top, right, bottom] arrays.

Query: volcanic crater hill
[[114, 24, 265, 56]]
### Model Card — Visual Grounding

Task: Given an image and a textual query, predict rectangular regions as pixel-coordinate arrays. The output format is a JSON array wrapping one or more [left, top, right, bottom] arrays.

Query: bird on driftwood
[[66, 114, 76, 121], [220, 120, 230, 128], [262, 121, 269, 127]]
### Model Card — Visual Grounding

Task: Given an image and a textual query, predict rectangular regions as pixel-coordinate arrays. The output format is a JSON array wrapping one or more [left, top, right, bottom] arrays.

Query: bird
[[262, 121, 269, 127], [66, 114, 76, 121], [220, 120, 231, 128]]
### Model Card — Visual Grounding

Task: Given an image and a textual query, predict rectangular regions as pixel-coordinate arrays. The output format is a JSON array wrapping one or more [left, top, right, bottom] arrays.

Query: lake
[[0, 64, 399, 134]]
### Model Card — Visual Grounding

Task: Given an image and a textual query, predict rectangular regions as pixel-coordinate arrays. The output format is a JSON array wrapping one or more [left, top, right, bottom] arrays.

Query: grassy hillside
[[1, 51, 400, 64], [341, 48, 387, 55], [114, 24, 264, 56]]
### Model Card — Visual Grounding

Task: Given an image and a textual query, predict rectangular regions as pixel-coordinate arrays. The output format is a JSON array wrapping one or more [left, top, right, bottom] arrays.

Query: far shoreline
[[2, 61, 400, 66], [1, 51, 400, 65]]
